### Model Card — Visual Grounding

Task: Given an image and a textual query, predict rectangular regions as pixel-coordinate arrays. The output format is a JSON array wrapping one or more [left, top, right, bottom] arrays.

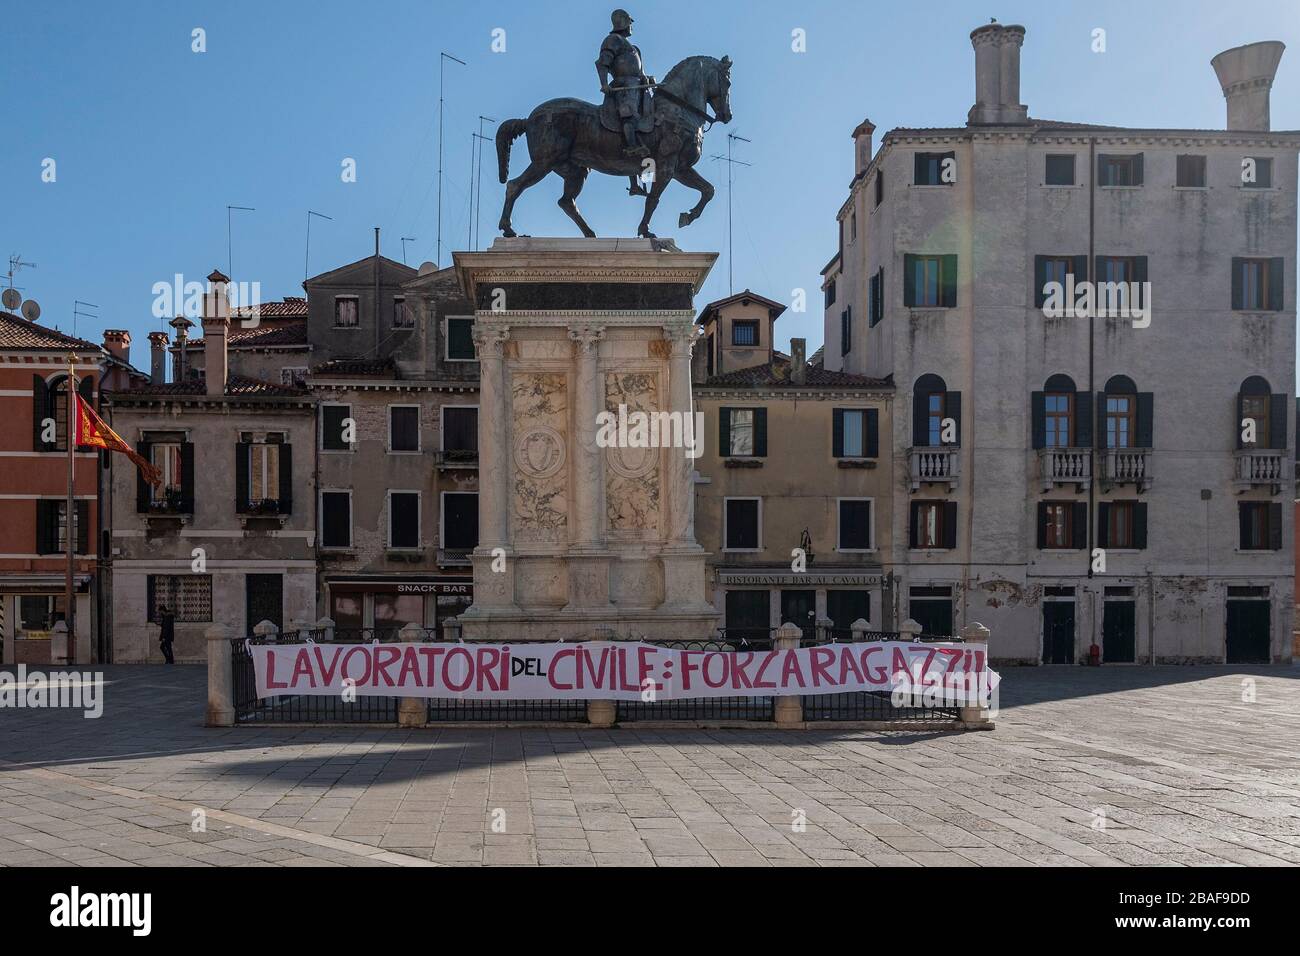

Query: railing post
[[314, 616, 335, 642], [851, 618, 869, 643], [441, 615, 461, 643], [288, 618, 309, 641], [396, 623, 428, 728], [773, 621, 803, 728], [958, 622, 994, 729], [205, 624, 234, 727], [899, 618, 923, 641], [253, 620, 279, 643]]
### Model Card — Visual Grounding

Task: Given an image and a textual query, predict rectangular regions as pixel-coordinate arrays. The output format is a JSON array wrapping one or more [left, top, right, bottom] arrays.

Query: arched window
[[1103, 375, 1139, 449], [912, 374, 960, 447], [1238, 376, 1279, 449], [1043, 373, 1076, 447], [33, 373, 94, 453]]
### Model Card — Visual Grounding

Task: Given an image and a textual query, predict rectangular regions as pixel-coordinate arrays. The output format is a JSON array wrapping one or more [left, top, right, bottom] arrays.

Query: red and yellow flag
[[74, 393, 163, 488]]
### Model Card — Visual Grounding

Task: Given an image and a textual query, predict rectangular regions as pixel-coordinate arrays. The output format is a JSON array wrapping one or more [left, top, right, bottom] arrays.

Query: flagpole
[[65, 354, 76, 666]]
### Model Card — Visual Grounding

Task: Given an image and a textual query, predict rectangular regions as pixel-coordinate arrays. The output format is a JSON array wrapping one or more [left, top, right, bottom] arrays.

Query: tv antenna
[[711, 132, 753, 295], [304, 210, 334, 279], [73, 300, 98, 337], [471, 116, 496, 251], [226, 205, 256, 277], [436, 51, 467, 268], [6, 254, 36, 293], [400, 237, 418, 265]]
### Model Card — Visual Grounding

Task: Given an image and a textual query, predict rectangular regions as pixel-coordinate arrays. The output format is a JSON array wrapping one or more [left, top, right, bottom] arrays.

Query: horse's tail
[[496, 118, 528, 183]]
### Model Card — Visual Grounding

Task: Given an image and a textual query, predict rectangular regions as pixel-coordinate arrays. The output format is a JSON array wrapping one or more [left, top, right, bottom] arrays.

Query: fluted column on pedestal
[[471, 325, 515, 610], [664, 323, 698, 546], [568, 324, 606, 550]]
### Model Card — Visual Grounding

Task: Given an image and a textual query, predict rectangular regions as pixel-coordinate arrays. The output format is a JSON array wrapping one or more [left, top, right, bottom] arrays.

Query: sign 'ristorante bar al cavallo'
[[252, 640, 999, 705]]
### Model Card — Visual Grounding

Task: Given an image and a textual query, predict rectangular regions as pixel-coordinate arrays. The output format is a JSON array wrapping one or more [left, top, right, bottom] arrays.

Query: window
[[389, 491, 420, 549], [840, 308, 851, 354], [1176, 154, 1207, 187], [1239, 502, 1282, 550], [34, 375, 93, 453], [1103, 375, 1151, 449], [850, 210, 857, 241], [838, 499, 872, 550], [1044, 392, 1073, 447], [909, 586, 953, 637], [724, 498, 761, 550], [445, 317, 476, 361], [1238, 376, 1285, 450], [1243, 156, 1272, 188], [1045, 154, 1075, 186], [875, 169, 883, 207], [442, 406, 478, 455], [280, 367, 308, 387], [331, 593, 363, 630], [321, 491, 352, 548], [824, 279, 836, 309], [1098, 501, 1147, 549], [827, 590, 870, 628], [1098, 153, 1143, 186], [243, 441, 284, 511], [910, 500, 956, 549], [1105, 394, 1134, 448], [720, 407, 766, 458], [732, 320, 758, 346], [1033, 374, 1090, 450], [334, 296, 359, 328], [389, 406, 420, 452], [1033, 255, 1087, 308], [137, 436, 191, 514], [834, 407, 878, 459], [36, 500, 88, 555], [393, 297, 413, 328], [148, 574, 213, 623], [152, 442, 184, 499], [912, 374, 960, 447], [441, 492, 479, 551], [903, 254, 957, 308], [322, 405, 352, 451], [868, 268, 884, 326], [1037, 501, 1086, 550], [1232, 257, 1283, 311], [914, 151, 955, 186], [375, 592, 424, 636]]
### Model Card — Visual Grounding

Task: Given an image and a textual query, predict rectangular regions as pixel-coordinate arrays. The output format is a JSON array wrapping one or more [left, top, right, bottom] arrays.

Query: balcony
[[438, 548, 473, 567], [1099, 447, 1152, 491], [1234, 448, 1286, 492], [1037, 447, 1091, 491], [435, 448, 479, 471], [907, 446, 960, 492]]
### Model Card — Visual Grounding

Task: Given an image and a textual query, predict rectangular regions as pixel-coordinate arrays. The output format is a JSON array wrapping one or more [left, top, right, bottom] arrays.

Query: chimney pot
[[1212, 41, 1285, 131], [852, 119, 876, 177], [202, 267, 230, 396], [968, 23, 1028, 125], [790, 338, 807, 385], [146, 331, 169, 385]]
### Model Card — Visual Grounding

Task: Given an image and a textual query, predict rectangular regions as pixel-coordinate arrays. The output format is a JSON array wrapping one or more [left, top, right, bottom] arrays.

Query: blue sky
[[5, 0, 1300, 370]]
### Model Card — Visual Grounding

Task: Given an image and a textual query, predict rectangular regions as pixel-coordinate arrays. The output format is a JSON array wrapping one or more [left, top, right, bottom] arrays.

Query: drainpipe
[[1087, 136, 1098, 655], [374, 227, 381, 357]]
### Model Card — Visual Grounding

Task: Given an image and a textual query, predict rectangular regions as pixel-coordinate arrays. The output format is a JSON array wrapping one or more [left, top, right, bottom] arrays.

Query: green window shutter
[[1238, 503, 1251, 550], [1071, 502, 1088, 549], [1074, 391, 1093, 447], [940, 255, 958, 307], [1134, 257, 1149, 309], [278, 444, 293, 513], [32, 375, 50, 451], [913, 152, 927, 185], [1036, 503, 1048, 550], [1033, 256, 1048, 309], [1095, 393, 1107, 448], [1136, 393, 1154, 447], [718, 407, 732, 457], [942, 501, 957, 549], [753, 407, 768, 457], [1269, 394, 1288, 450], [909, 502, 920, 549], [180, 442, 195, 513], [832, 409, 844, 458], [1097, 503, 1111, 549], [1133, 503, 1148, 550], [1231, 258, 1244, 310], [136, 441, 152, 512], [945, 391, 962, 445], [35, 501, 52, 554], [76, 500, 89, 555], [1268, 257, 1284, 311], [912, 393, 928, 447], [1133, 152, 1144, 185], [235, 443, 250, 514], [1072, 255, 1089, 282], [1270, 503, 1283, 550], [903, 254, 917, 308], [1030, 391, 1046, 449], [146, 576, 157, 623], [865, 408, 879, 458]]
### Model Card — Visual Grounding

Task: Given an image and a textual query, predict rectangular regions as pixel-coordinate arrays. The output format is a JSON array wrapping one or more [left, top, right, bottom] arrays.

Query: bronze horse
[[496, 54, 733, 239]]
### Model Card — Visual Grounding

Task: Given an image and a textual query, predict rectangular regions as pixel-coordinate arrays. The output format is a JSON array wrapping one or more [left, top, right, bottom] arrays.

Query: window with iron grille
[[148, 574, 213, 623], [731, 320, 758, 346]]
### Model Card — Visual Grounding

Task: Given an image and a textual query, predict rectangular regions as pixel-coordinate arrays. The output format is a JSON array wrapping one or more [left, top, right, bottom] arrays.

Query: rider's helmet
[[611, 9, 633, 34]]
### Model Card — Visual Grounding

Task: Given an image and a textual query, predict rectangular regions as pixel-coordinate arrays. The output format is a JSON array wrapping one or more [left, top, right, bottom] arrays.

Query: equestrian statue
[[496, 8, 733, 239]]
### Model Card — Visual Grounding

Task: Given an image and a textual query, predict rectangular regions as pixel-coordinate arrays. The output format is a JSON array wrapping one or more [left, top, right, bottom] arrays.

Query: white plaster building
[[824, 24, 1298, 663]]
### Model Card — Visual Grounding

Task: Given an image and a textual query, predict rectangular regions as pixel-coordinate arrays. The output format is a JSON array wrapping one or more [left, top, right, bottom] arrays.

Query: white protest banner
[[251, 640, 998, 705]]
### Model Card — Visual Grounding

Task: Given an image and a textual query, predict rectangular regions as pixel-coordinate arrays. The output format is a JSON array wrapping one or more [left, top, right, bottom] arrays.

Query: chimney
[[1212, 41, 1285, 132], [790, 337, 806, 385], [102, 329, 130, 366], [852, 119, 876, 177], [146, 331, 169, 385], [202, 269, 231, 397], [968, 23, 1028, 125]]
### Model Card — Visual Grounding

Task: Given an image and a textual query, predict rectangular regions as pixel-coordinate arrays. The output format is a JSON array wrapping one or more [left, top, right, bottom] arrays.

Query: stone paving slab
[[0, 664, 1297, 866]]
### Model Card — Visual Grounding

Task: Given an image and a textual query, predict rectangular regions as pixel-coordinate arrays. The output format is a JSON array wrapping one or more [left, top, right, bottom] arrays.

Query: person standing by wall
[[158, 605, 175, 664]]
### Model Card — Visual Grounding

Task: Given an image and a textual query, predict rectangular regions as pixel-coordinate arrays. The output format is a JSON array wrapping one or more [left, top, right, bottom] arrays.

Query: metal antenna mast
[[226, 205, 255, 277], [710, 132, 752, 295], [437, 52, 467, 268], [304, 210, 334, 280], [473, 116, 496, 251], [73, 300, 98, 338], [6, 254, 36, 292], [400, 237, 418, 266]]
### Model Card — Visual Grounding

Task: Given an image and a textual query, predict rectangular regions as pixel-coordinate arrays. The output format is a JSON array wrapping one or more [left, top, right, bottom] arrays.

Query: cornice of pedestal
[[473, 309, 696, 328]]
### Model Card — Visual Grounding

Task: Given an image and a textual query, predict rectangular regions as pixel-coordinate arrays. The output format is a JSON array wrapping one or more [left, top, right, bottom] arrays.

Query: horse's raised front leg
[[499, 160, 549, 238], [637, 171, 672, 239], [673, 165, 714, 229]]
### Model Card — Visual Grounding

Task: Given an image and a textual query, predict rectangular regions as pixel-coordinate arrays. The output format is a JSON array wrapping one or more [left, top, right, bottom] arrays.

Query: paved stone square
[[1, 664, 1298, 866]]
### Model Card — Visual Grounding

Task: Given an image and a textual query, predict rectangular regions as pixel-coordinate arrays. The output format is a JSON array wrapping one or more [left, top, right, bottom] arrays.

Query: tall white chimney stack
[[968, 22, 1028, 125], [1212, 41, 1285, 132]]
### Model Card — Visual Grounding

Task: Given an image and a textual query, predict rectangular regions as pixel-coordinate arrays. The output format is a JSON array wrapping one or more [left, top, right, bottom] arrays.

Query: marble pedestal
[[453, 238, 719, 642]]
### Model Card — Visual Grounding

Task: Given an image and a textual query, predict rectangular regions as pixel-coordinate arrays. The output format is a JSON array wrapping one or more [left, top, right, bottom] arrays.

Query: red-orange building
[[0, 311, 144, 664]]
